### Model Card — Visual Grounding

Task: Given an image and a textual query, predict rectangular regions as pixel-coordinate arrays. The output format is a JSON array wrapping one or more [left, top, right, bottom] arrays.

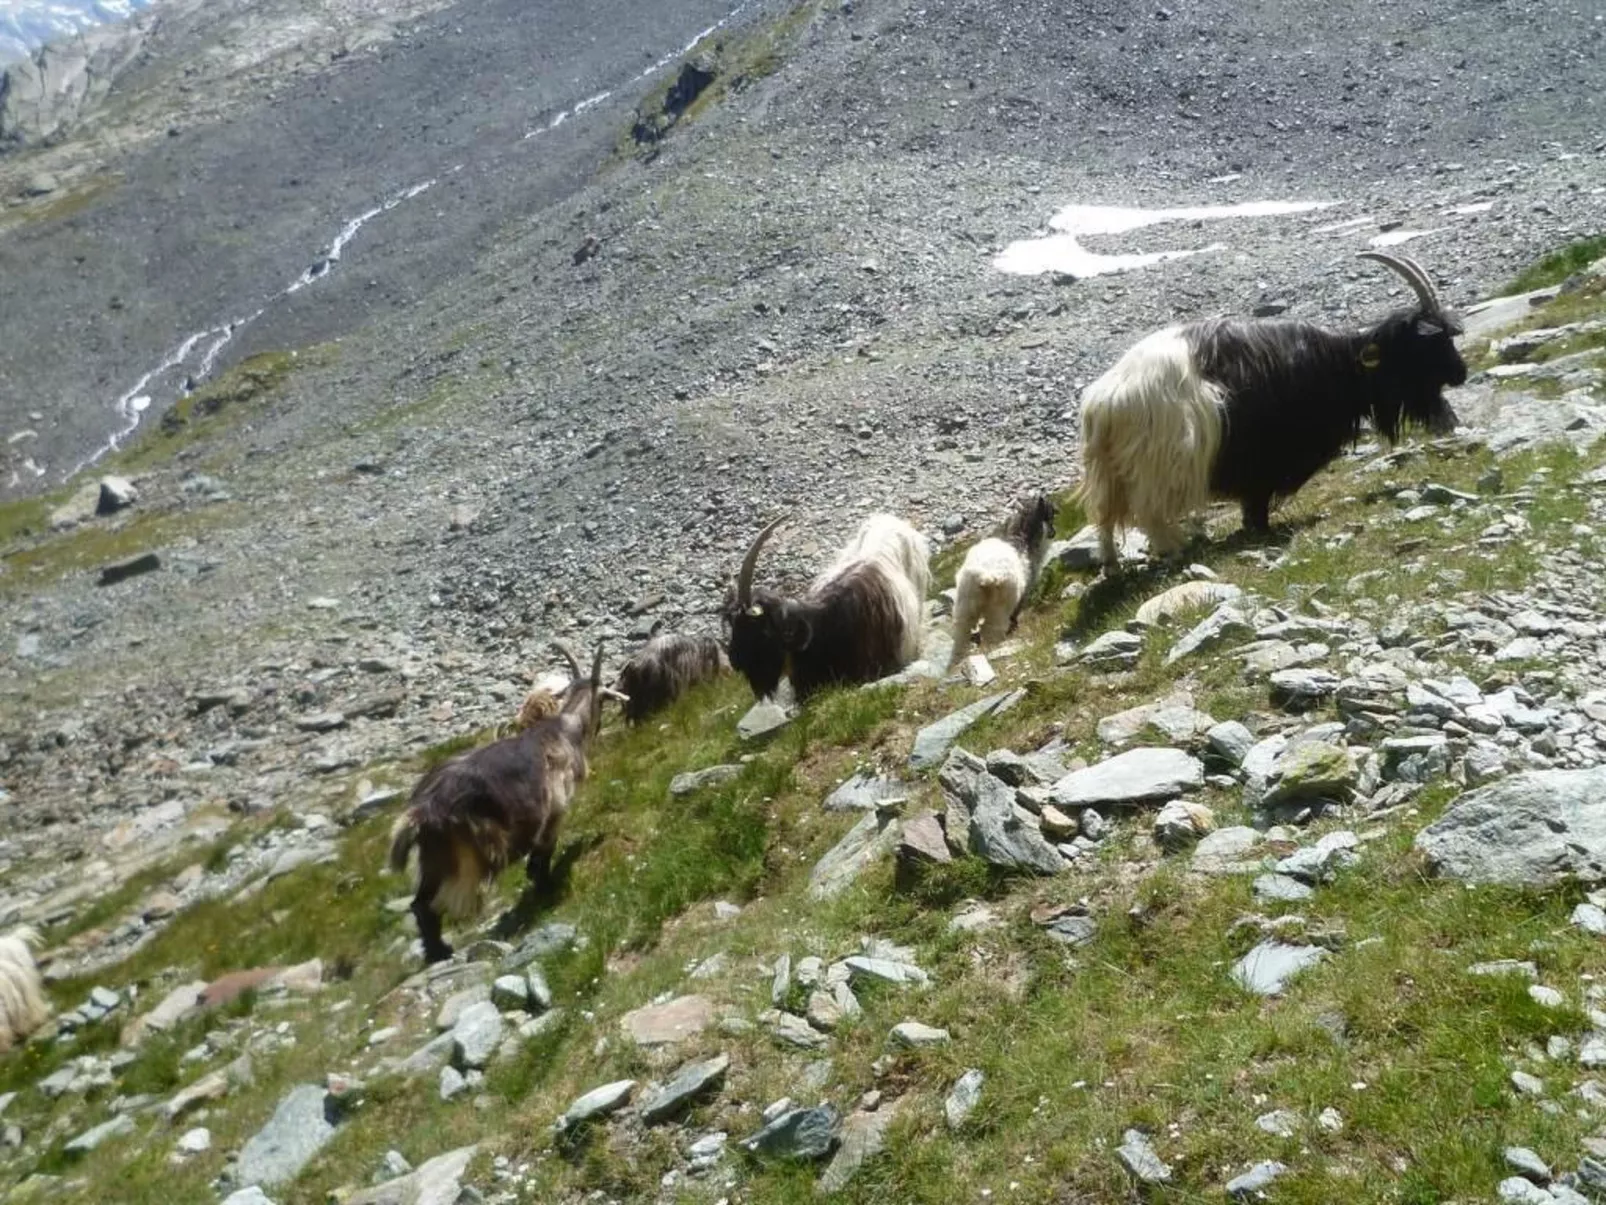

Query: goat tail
[[388, 812, 419, 874]]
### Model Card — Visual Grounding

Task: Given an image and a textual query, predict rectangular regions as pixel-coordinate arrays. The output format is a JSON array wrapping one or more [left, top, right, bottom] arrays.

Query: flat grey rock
[[1226, 1160, 1287, 1198], [738, 699, 792, 740], [344, 1144, 479, 1205], [1415, 769, 1606, 887], [824, 772, 908, 812], [450, 1000, 503, 1069], [818, 1102, 898, 1192], [640, 1054, 730, 1125], [809, 808, 903, 899], [1134, 580, 1243, 628], [669, 764, 742, 796], [1116, 1128, 1172, 1184], [944, 1068, 984, 1129], [236, 1084, 338, 1188], [1049, 747, 1203, 809], [889, 1020, 949, 1047], [1253, 873, 1313, 903], [1231, 941, 1327, 996], [557, 1079, 635, 1130], [742, 1104, 839, 1160], [909, 690, 1022, 770], [64, 1113, 133, 1155], [1165, 603, 1253, 665], [1191, 826, 1264, 875], [1206, 720, 1254, 767]]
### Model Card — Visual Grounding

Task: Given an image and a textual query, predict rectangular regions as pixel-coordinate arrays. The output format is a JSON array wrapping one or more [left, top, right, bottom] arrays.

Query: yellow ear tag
[[747, 604, 764, 618], [1360, 343, 1382, 370]]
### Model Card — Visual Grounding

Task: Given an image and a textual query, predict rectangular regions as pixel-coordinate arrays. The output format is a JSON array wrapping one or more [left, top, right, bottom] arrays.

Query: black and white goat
[[721, 512, 930, 703], [389, 642, 613, 964], [615, 632, 727, 724], [946, 493, 1057, 667], [1079, 251, 1467, 566]]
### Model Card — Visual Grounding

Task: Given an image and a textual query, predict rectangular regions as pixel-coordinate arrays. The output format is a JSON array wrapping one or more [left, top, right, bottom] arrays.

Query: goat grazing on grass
[[0, 926, 50, 1053], [615, 632, 727, 724], [947, 493, 1057, 668], [722, 512, 930, 703], [389, 642, 615, 964], [1079, 251, 1467, 567]]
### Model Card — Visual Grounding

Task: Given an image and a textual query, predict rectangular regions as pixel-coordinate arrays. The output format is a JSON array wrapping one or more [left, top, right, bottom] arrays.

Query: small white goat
[[947, 494, 1057, 668], [0, 926, 51, 1052]]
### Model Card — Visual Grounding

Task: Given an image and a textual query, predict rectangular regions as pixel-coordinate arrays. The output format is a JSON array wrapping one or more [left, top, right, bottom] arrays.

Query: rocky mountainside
[[2, 0, 1606, 1200]]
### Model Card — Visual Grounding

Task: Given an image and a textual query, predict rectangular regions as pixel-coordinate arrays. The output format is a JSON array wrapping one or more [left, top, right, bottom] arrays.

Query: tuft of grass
[[1502, 233, 1606, 295]]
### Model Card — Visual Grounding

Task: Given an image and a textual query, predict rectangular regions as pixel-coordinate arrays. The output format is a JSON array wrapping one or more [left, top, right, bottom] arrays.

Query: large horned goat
[[1078, 251, 1467, 567], [389, 642, 614, 963], [721, 512, 930, 702]]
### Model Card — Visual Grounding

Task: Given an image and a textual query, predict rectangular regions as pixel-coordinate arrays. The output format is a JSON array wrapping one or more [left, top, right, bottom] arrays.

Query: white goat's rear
[[1079, 327, 1225, 564], [947, 538, 1027, 667], [0, 926, 50, 1052]]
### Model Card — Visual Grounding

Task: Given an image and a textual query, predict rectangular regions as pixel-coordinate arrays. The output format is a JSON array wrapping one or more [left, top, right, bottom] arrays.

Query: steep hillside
[[1, 249, 1605, 1203]]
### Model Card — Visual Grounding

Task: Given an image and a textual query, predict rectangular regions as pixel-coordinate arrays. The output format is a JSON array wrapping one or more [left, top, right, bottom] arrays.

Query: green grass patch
[[1502, 233, 1606, 295]]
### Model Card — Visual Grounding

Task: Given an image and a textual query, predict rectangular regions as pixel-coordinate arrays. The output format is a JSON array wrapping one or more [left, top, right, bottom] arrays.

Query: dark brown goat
[[615, 632, 727, 724], [389, 642, 610, 963]]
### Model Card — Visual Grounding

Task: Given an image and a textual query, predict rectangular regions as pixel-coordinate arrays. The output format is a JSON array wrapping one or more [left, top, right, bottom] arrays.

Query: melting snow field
[[993, 199, 1341, 278]]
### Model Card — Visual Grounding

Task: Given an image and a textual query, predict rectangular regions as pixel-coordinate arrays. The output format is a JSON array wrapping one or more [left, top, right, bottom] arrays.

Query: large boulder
[[1414, 769, 1606, 886]]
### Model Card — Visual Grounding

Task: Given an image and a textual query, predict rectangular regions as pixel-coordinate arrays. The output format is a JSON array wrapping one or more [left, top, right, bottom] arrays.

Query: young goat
[[1079, 251, 1467, 566], [0, 926, 50, 1053], [946, 493, 1057, 668], [390, 642, 612, 964], [614, 632, 727, 724], [722, 512, 930, 703]]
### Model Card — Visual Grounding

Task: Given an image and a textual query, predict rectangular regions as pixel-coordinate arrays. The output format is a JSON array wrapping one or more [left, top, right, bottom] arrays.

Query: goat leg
[[1240, 495, 1272, 534], [411, 891, 454, 964]]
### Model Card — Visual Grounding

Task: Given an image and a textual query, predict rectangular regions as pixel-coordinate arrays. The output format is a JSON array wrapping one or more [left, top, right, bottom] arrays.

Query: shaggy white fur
[[1079, 327, 1225, 565], [947, 537, 1029, 667], [816, 513, 931, 663], [0, 926, 50, 1053]]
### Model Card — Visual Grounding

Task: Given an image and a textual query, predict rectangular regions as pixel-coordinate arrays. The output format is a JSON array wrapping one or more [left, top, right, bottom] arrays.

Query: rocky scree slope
[[2, 256, 1606, 1202]]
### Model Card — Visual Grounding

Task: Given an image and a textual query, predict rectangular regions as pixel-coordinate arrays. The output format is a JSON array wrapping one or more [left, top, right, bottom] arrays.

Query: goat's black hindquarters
[[412, 892, 453, 964]]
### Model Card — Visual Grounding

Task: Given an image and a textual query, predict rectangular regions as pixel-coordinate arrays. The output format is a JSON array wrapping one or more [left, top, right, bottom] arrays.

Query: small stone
[[1226, 1161, 1287, 1199], [807, 991, 844, 1032], [772, 953, 792, 1006], [818, 1101, 898, 1192], [1469, 960, 1539, 979], [1529, 985, 1566, 1008], [440, 1065, 468, 1100], [640, 1054, 730, 1125], [1080, 630, 1144, 670], [738, 699, 792, 740], [175, 1126, 211, 1154], [1573, 903, 1606, 936], [1255, 1109, 1299, 1138], [450, 1001, 503, 1069], [557, 1080, 635, 1130], [621, 995, 714, 1047], [1206, 720, 1255, 767], [1505, 1146, 1552, 1182], [1153, 799, 1215, 850], [1049, 747, 1204, 809], [64, 1114, 134, 1155], [770, 1012, 828, 1050], [1512, 1070, 1547, 1096], [1498, 1177, 1557, 1204], [1253, 873, 1313, 903], [234, 1084, 338, 1188], [1116, 1129, 1172, 1184], [889, 1021, 950, 1048], [669, 764, 743, 796], [1318, 1107, 1343, 1133], [742, 1104, 840, 1160], [491, 975, 530, 1010], [1231, 942, 1327, 996], [97, 476, 139, 515], [945, 1068, 984, 1128]]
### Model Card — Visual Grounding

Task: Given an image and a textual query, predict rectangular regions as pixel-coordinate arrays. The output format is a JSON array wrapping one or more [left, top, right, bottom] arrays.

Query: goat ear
[[780, 609, 813, 651], [1414, 317, 1445, 338]]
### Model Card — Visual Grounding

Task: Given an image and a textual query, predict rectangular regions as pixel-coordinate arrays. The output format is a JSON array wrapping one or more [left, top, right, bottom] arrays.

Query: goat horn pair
[[1357, 250, 1443, 316], [601, 686, 631, 703], [735, 515, 789, 610], [549, 641, 582, 679]]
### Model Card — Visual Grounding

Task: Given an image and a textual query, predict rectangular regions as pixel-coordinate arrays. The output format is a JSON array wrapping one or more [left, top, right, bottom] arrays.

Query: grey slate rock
[[944, 1069, 984, 1129], [1049, 747, 1204, 809], [1269, 668, 1340, 709], [909, 690, 1023, 770], [824, 772, 908, 812], [1165, 603, 1254, 665], [1505, 1146, 1552, 1182], [64, 1114, 134, 1155], [236, 1084, 339, 1188], [640, 1054, 730, 1125], [1191, 826, 1264, 875], [738, 699, 792, 740], [342, 1144, 478, 1205], [1080, 630, 1143, 670], [557, 1080, 636, 1131], [742, 1104, 840, 1160], [1415, 769, 1606, 886], [1253, 873, 1313, 903], [809, 807, 903, 899], [669, 764, 742, 796], [1206, 720, 1255, 768], [450, 1001, 503, 1070], [1226, 1161, 1287, 1198], [502, 923, 576, 970], [1572, 902, 1606, 936], [1231, 942, 1327, 996], [1115, 1129, 1172, 1184], [819, 1103, 898, 1193]]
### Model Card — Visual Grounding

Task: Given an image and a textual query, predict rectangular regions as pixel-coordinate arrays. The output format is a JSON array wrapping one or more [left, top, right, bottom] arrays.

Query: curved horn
[[589, 641, 605, 686], [1357, 250, 1442, 315], [549, 641, 582, 679], [735, 515, 788, 610]]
